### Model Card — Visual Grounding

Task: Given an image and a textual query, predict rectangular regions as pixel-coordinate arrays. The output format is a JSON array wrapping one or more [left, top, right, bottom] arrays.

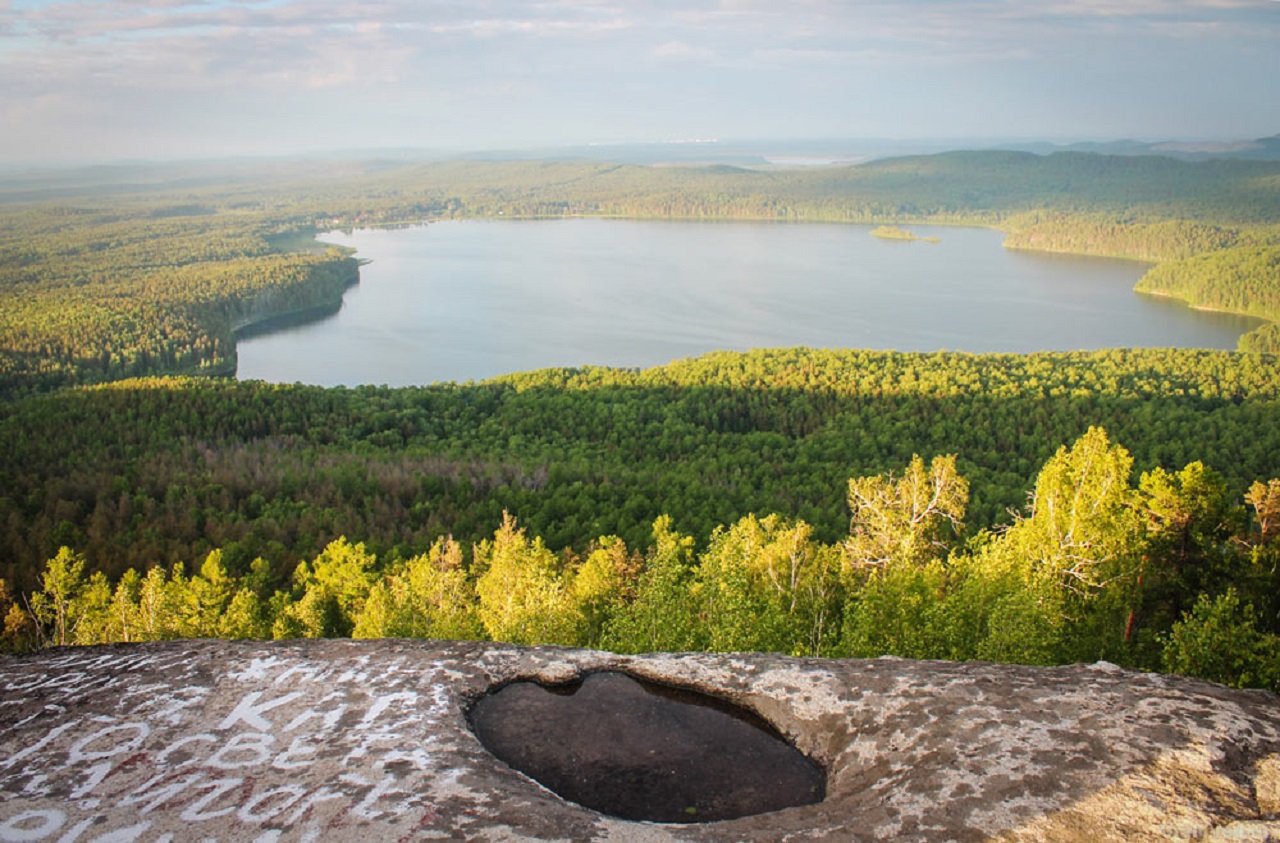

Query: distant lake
[[235, 219, 1261, 386]]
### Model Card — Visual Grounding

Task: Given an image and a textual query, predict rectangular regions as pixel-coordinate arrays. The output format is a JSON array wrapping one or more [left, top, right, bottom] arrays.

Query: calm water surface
[[236, 219, 1260, 386]]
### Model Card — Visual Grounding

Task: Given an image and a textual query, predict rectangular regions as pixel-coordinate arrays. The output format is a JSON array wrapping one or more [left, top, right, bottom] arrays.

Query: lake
[[235, 219, 1261, 386]]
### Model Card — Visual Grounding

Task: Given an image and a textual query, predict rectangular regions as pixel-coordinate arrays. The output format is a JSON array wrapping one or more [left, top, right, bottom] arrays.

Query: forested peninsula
[[2, 150, 1279, 690]]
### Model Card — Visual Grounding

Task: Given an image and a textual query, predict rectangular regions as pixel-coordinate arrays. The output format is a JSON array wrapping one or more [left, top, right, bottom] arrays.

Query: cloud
[[650, 39, 716, 60], [1027, 0, 1275, 14], [6, 0, 636, 45], [0, 0, 1276, 161]]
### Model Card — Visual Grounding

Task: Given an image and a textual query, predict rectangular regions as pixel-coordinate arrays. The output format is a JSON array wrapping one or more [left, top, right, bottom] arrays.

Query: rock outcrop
[[1, 639, 1278, 841]]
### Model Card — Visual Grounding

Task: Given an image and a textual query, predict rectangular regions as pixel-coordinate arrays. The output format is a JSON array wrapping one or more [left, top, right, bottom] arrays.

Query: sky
[[2, 0, 1278, 164]]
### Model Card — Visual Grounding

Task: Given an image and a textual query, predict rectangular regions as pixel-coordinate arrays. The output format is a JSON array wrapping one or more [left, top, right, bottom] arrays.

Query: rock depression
[[469, 670, 826, 822], [1, 639, 1278, 842]]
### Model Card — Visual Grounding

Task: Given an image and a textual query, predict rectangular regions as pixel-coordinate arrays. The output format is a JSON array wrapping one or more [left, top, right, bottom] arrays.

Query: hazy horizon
[[3, 1, 1278, 166], [10, 133, 1280, 175]]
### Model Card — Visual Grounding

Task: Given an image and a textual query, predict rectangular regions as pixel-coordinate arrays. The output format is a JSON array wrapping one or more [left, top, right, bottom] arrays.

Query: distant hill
[[459, 135, 1280, 166], [1004, 134, 1280, 162]]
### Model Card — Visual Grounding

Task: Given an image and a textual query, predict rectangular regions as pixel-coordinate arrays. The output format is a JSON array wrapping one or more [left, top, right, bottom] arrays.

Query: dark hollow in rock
[[468, 670, 826, 823]]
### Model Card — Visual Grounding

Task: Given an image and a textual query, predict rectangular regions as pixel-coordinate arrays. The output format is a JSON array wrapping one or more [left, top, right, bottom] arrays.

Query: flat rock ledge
[[1, 640, 1278, 842]]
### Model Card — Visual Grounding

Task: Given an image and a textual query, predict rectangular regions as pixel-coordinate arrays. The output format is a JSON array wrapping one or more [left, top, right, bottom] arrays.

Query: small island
[[870, 225, 940, 243]]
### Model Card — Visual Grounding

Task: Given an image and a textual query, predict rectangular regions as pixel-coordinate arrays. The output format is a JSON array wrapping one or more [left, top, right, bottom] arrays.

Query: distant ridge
[[1004, 134, 1280, 162], [3, 135, 1277, 182]]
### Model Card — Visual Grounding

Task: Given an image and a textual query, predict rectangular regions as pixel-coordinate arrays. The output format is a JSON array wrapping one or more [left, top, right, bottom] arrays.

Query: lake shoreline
[[238, 218, 1250, 387], [225, 259, 362, 377]]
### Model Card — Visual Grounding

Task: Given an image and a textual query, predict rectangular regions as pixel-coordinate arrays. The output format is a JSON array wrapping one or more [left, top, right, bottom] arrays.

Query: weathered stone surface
[[0, 640, 1276, 842]]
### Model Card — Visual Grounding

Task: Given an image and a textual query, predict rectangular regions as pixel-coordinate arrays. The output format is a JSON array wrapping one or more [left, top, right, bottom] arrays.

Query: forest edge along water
[[234, 219, 1263, 387]]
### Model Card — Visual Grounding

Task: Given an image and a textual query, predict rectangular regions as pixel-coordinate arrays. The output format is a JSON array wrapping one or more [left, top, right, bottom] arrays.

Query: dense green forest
[[3, 347, 1280, 589], [2, 150, 1280, 689], [1136, 245, 1280, 320], [0, 205, 358, 399], [2, 348, 1280, 688], [6, 424, 1279, 691]]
